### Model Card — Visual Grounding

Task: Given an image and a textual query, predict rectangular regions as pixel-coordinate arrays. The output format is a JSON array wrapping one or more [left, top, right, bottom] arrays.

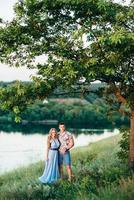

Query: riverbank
[[0, 134, 134, 200]]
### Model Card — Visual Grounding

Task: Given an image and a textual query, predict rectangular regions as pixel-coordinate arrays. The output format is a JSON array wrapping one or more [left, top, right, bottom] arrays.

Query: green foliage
[[0, 80, 54, 122], [117, 127, 130, 163], [94, 177, 134, 200]]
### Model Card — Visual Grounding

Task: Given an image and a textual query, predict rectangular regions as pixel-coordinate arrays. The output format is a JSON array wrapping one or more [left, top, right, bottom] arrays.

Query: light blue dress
[[39, 138, 60, 183]]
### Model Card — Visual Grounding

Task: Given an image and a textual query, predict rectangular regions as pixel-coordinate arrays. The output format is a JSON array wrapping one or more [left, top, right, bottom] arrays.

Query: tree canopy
[[0, 0, 134, 107]]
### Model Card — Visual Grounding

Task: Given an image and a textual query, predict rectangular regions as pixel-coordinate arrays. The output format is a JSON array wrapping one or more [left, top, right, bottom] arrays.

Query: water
[[0, 128, 119, 174]]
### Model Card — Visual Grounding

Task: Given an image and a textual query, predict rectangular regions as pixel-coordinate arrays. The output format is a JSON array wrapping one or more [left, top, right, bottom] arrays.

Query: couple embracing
[[39, 122, 74, 183]]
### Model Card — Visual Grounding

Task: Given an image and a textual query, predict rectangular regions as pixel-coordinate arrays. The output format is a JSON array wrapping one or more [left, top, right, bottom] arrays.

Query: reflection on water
[[0, 128, 119, 174], [0, 123, 116, 134], [0, 123, 57, 134]]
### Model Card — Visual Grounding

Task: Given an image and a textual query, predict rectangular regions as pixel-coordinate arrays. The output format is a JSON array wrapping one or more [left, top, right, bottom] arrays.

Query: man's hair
[[59, 122, 65, 126]]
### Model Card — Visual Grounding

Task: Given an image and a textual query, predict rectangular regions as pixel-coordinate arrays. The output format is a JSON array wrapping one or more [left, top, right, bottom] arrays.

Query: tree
[[0, 0, 134, 168]]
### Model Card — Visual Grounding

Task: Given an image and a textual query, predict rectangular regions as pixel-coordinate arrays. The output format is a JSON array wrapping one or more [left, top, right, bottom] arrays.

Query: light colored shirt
[[58, 131, 73, 150]]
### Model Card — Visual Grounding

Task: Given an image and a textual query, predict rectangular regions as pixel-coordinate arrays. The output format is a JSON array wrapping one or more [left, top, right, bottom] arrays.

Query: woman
[[39, 128, 60, 183]]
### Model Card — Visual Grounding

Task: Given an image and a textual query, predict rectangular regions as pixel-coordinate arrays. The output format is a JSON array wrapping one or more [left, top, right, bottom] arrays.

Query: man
[[58, 122, 74, 181]]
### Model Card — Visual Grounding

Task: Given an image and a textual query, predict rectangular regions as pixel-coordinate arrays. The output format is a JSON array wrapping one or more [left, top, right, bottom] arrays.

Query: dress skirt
[[39, 139, 60, 183]]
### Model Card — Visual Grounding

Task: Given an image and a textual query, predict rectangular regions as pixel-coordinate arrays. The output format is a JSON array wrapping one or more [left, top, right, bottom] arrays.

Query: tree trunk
[[129, 105, 134, 170]]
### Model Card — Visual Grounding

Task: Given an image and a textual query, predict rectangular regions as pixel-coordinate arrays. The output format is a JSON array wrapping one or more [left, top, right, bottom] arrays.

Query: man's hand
[[59, 146, 67, 154]]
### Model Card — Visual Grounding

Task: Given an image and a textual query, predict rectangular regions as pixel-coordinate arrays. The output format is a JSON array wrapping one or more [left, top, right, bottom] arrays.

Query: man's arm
[[66, 135, 74, 150]]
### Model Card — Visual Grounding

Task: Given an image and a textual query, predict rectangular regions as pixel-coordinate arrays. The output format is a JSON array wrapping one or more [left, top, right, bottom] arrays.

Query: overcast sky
[[0, 0, 131, 82], [0, 0, 37, 81]]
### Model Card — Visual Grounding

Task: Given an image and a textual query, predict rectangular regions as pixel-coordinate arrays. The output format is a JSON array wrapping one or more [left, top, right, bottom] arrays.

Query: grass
[[0, 134, 134, 200]]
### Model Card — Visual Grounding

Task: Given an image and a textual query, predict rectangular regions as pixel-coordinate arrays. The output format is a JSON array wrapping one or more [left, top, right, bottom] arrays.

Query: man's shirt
[[58, 131, 73, 150]]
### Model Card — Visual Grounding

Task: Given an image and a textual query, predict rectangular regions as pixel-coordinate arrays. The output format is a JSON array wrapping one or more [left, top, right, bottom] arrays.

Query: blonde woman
[[39, 128, 60, 183]]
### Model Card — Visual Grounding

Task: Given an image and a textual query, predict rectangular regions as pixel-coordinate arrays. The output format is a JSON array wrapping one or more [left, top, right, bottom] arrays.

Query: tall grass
[[0, 135, 133, 200]]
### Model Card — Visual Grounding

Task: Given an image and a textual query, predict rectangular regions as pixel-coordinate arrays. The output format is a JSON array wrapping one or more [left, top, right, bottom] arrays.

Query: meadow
[[0, 134, 134, 200]]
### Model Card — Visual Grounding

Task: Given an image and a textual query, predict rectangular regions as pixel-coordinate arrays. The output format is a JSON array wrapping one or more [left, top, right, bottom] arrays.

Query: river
[[0, 128, 119, 174]]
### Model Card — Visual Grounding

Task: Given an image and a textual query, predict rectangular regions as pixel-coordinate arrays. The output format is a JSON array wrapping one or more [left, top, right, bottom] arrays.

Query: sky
[[0, 0, 37, 81], [0, 0, 131, 81]]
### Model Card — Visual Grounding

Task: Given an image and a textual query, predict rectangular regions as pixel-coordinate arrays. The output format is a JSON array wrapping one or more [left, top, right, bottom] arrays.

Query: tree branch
[[112, 83, 127, 103]]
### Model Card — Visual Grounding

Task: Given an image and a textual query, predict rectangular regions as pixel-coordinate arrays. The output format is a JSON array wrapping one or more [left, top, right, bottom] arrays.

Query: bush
[[117, 127, 129, 163]]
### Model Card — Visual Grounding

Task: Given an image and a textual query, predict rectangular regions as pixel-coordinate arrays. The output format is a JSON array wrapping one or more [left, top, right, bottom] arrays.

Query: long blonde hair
[[47, 128, 58, 149]]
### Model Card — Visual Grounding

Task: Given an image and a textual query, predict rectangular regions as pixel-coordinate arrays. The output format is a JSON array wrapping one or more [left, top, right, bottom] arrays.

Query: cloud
[[0, 64, 37, 81]]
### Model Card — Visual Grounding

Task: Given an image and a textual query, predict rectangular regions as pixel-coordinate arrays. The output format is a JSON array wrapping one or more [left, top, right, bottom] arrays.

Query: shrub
[[117, 127, 129, 163]]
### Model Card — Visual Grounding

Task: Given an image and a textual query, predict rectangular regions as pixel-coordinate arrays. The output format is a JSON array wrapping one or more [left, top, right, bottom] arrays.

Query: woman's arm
[[45, 137, 50, 160]]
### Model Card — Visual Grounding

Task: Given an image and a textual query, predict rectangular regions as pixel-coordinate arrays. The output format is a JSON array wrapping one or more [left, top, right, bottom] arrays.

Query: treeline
[[0, 98, 129, 128], [0, 81, 129, 128]]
